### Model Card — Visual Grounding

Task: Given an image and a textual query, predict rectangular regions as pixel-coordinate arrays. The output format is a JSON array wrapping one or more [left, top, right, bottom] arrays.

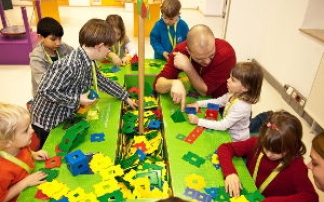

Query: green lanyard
[[167, 22, 177, 48], [45, 50, 60, 65], [253, 152, 283, 193], [0, 151, 32, 173], [224, 97, 239, 117], [112, 41, 122, 57], [92, 61, 99, 94]]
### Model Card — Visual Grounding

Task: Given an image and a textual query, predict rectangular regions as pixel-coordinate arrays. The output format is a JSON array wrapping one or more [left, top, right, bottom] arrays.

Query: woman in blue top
[[150, 0, 189, 61]]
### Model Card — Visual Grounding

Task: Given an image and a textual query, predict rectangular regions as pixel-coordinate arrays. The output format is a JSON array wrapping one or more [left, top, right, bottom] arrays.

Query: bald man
[[153, 24, 236, 111]]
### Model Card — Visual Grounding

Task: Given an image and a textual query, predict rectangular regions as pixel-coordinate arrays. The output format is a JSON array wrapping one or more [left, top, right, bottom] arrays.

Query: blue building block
[[91, 133, 105, 142], [148, 120, 161, 129], [207, 103, 219, 111], [185, 107, 197, 114], [65, 150, 89, 176], [88, 89, 99, 99]]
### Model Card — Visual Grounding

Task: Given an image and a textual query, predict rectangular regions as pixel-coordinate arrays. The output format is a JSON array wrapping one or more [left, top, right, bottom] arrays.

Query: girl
[[0, 103, 49, 202], [187, 62, 263, 141], [308, 132, 324, 192], [218, 110, 319, 201], [105, 14, 136, 66]]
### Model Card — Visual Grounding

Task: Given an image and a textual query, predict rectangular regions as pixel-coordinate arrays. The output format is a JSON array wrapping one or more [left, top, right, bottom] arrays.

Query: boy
[[30, 17, 74, 98], [0, 103, 49, 202], [150, 0, 189, 61], [30, 19, 137, 148]]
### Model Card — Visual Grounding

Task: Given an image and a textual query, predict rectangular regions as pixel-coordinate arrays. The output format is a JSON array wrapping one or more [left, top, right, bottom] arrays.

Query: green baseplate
[[18, 59, 258, 202]]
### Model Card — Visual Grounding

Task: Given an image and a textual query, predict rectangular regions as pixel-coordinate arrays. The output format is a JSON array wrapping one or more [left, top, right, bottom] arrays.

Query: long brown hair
[[231, 62, 263, 104], [105, 14, 126, 43], [256, 110, 306, 168]]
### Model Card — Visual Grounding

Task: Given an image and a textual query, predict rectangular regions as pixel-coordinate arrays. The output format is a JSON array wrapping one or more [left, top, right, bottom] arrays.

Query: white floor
[[0, 5, 323, 200]]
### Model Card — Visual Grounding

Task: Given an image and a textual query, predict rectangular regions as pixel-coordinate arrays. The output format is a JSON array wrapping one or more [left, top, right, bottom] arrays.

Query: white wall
[[225, 0, 324, 98]]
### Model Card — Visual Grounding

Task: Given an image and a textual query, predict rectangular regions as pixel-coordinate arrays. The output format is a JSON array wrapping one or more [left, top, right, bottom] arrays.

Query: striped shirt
[[30, 46, 128, 131]]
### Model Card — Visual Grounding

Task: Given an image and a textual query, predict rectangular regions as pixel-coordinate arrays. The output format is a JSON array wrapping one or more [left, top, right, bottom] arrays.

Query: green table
[[18, 59, 257, 201]]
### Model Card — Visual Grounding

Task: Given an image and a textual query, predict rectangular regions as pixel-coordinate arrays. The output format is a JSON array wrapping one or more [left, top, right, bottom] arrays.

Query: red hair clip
[[266, 122, 279, 130]]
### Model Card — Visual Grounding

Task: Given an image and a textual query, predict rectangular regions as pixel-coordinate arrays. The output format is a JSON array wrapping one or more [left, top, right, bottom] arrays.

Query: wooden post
[[138, 13, 145, 134]]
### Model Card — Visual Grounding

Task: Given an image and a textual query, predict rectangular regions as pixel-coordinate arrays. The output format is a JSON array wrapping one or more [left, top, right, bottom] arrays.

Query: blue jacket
[[150, 17, 189, 60]]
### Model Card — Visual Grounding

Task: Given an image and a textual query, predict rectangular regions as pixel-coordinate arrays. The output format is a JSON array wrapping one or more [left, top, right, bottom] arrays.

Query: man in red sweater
[[153, 24, 236, 111]]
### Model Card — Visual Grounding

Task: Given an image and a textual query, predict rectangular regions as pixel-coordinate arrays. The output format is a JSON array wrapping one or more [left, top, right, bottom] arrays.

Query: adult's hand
[[170, 80, 186, 112], [173, 51, 192, 72]]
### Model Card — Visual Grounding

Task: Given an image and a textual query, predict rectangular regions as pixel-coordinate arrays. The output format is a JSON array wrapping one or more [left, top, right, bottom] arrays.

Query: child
[[218, 110, 319, 201], [187, 62, 263, 142], [150, 0, 189, 61], [30, 17, 74, 98], [105, 14, 136, 66], [0, 103, 49, 202], [308, 132, 324, 192], [30, 19, 137, 148]]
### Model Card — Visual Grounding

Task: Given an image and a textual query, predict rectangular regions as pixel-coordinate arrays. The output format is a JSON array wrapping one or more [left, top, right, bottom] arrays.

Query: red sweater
[[218, 136, 318, 202], [154, 39, 236, 98], [0, 147, 35, 202]]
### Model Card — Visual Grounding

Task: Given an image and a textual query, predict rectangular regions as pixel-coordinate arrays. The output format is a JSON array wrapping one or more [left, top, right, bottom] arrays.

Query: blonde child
[[150, 0, 189, 61], [105, 14, 136, 66], [0, 103, 49, 202], [187, 62, 263, 141], [30, 17, 74, 98], [218, 110, 318, 201], [308, 132, 324, 192]]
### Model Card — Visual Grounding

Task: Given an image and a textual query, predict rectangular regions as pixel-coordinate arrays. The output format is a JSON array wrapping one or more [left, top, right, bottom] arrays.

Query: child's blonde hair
[[231, 62, 263, 104], [161, 0, 181, 18], [0, 103, 30, 142]]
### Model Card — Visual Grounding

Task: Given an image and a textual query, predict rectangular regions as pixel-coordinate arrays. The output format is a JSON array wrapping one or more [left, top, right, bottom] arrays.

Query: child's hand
[[121, 56, 130, 65], [125, 97, 137, 110], [225, 173, 243, 198], [32, 150, 49, 161], [21, 171, 48, 187], [187, 114, 199, 124], [80, 91, 97, 106], [163, 51, 169, 61], [112, 55, 122, 66], [186, 102, 199, 112]]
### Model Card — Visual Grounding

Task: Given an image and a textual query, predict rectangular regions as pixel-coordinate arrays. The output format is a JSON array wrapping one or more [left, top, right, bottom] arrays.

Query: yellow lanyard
[[112, 41, 122, 57], [224, 97, 239, 117], [253, 152, 283, 193], [0, 151, 32, 173], [92, 61, 99, 94], [45, 50, 60, 64], [167, 22, 177, 48]]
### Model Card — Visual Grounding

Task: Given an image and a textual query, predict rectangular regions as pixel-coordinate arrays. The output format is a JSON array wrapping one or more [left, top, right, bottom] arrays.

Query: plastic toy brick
[[205, 109, 218, 120], [45, 156, 62, 169], [145, 130, 159, 140], [120, 154, 140, 169], [97, 190, 124, 202], [187, 90, 200, 99], [137, 170, 162, 188], [133, 177, 151, 196], [212, 153, 219, 164], [38, 180, 70, 200], [204, 187, 219, 199], [128, 86, 139, 94], [148, 120, 161, 129], [244, 190, 265, 202], [99, 165, 124, 180], [54, 197, 68, 202], [90, 133, 105, 142], [185, 107, 197, 114], [230, 195, 249, 202], [207, 103, 219, 111], [123, 169, 137, 185], [80, 192, 98, 202], [144, 110, 154, 118], [152, 108, 163, 119], [93, 179, 120, 197], [122, 112, 138, 122], [39, 168, 59, 182], [110, 65, 121, 73], [184, 126, 205, 144], [65, 150, 90, 176], [89, 153, 113, 173], [142, 162, 163, 170], [171, 109, 186, 123], [185, 174, 206, 191], [176, 133, 186, 141], [88, 89, 99, 99], [144, 101, 157, 109], [182, 151, 206, 168], [122, 122, 135, 134], [135, 149, 147, 161], [65, 187, 86, 202], [35, 190, 50, 200], [216, 186, 231, 201]]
